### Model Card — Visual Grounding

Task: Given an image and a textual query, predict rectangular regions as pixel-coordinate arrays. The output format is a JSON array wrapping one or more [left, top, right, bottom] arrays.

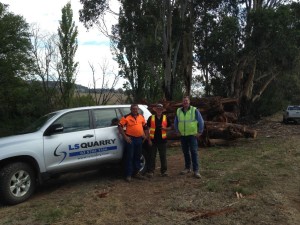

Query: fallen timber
[[146, 96, 257, 147]]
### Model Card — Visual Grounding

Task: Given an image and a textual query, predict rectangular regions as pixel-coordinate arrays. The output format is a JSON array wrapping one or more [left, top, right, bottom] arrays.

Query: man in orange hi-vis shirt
[[118, 104, 149, 182]]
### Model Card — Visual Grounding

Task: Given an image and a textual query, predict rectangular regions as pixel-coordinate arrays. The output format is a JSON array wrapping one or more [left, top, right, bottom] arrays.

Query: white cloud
[[2, 0, 122, 88]]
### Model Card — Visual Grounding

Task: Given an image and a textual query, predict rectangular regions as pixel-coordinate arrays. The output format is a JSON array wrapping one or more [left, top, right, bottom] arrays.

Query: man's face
[[156, 107, 163, 115], [183, 98, 190, 108], [131, 105, 139, 115]]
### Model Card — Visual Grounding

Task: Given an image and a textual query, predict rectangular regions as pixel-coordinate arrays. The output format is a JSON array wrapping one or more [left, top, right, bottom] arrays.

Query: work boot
[[133, 172, 146, 180], [161, 172, 168, 177], [180, 168, 191, 175], [146, 172, 154, 178], [194, 171, 201, 179]]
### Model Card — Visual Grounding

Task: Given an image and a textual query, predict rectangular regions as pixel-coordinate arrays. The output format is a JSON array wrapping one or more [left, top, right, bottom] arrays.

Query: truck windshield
[[20, 112, 57, 134], [288, 106, 300, 110]]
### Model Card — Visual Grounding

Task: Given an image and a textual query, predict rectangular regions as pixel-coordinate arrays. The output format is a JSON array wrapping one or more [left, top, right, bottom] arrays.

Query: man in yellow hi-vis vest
[[146, 104, 172, 177], [174, 96, 204, 179]]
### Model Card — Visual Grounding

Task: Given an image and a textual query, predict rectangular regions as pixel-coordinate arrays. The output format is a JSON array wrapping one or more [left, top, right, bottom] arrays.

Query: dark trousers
[[124, 136, 143, 177], [147, 142, 167, 174], [180, 135, 199, 172]]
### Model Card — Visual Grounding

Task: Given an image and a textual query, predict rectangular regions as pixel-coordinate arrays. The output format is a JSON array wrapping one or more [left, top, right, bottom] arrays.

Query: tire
[[0, 162, 36, 205], [283, 118, 287, 124]]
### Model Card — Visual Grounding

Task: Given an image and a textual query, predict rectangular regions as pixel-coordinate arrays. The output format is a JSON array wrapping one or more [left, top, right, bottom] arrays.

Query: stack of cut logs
[[147, 96, 257, 147]]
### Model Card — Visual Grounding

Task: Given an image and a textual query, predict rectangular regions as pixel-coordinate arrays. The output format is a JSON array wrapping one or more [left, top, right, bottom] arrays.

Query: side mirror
[[44, 124, 64, 136]]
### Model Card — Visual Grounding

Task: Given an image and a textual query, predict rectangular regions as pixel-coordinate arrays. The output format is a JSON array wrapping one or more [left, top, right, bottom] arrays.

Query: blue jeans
[[124, 136, 143, 177], [180, 135, 199, 172]]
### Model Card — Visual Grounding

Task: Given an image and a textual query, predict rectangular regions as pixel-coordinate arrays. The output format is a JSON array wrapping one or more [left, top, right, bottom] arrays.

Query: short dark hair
[[130, 104, 139, 109]]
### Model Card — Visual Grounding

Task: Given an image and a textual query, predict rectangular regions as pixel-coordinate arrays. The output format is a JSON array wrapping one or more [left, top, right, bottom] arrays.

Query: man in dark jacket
[[146, 104, 172, 177]]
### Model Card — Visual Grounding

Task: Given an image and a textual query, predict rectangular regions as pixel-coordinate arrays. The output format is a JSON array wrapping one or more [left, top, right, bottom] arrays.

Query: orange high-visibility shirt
[[119, 113, 147, 137]]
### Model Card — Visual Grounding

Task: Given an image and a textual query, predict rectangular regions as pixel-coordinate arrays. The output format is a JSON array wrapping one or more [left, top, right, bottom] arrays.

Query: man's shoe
[[194, 171, 201, 179], [161, 172, 168, 177], [146, 172, 154, 178], [133, 172, 146, 180], [125, 176, 131, 182], [180, 168, 191, 175]]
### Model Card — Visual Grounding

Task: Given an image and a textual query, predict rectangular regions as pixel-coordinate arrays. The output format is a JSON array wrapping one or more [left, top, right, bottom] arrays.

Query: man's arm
[[174, 115, 179, 133], [195, 109, 204, 133], [118, 118, 131, 143]]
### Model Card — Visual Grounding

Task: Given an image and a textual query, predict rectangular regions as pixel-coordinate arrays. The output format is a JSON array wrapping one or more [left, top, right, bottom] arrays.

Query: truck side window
[[120, 107, 144, 116], [54, 110, 90, 133], [94, 109, 118, 128]]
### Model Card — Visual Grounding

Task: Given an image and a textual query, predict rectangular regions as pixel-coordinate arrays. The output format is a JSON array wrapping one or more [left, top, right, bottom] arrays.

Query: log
[[205, 121, 257, 139]]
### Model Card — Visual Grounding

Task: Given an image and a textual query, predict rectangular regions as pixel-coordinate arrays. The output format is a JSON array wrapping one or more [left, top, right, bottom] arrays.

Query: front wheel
[[0, 162, 36, 205]]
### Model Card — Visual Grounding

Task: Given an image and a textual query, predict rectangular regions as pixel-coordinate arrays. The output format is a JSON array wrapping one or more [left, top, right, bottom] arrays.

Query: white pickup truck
[[0, 105, 151, 205], [283, 105, 300, 124]]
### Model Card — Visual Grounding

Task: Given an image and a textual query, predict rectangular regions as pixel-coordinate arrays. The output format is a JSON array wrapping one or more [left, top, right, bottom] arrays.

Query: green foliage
[[194, 1, 300, 118], [0, 80, 54, 136], [252, 69, 300, 117], [58, 2, 79, 108], [194, 1, 240, 97], [0, 3, 34, 81], [71, 94, 95, 107], [0, 3, 37, 135], [111, 0, 165, 102], [79, 0, 108, 29]]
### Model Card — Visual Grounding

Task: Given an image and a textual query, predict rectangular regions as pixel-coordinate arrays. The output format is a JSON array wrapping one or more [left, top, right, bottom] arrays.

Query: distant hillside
[[29, 80, 123, 93]]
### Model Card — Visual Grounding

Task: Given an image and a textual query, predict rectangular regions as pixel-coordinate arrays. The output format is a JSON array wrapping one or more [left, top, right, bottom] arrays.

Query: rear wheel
[[0, 162, 36, 205], [283, 118, 287, 124]]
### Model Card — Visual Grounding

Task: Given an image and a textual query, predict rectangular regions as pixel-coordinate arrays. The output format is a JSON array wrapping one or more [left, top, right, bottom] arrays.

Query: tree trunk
[[162, 0, 173, 101]]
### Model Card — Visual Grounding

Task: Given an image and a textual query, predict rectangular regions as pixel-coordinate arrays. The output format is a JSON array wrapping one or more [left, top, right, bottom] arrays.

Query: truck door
[[43, 110, 97, 173], [93, 108, 124, 163]]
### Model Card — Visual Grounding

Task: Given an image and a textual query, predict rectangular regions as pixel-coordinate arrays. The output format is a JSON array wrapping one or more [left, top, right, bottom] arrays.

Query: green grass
[[200, 135, 299, 198], [1, 133, 299, 225], [34, 207, 64, 224]]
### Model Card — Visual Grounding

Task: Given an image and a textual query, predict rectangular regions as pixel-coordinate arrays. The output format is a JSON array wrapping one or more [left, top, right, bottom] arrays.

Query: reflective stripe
[[149, 115, 156, 138], [149, 115, 167, 139]]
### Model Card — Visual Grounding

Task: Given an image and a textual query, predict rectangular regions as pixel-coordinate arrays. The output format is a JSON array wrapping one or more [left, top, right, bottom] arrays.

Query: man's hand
[[196, 133, 202, 140], [124, 135, 132, 143], [148, 139, 153, 146]]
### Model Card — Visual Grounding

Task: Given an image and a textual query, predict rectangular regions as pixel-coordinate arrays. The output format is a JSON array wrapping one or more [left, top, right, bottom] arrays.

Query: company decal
[[54, 143, 67, 164], [68, 139, 116, 150], [69, 146, 117, 157], [54, 139, 117, 163]]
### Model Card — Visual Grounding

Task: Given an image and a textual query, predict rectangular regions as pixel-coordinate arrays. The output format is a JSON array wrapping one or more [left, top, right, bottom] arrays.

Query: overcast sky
[[2, 0, 121, 88]]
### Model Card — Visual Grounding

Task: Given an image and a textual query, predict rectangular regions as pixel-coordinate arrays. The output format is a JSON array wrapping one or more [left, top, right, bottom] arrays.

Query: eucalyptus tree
[[194, 1, 241, 97], [57, 2, 78, 108], [194, 0, 300, 117], [230, 1, 300, 117]]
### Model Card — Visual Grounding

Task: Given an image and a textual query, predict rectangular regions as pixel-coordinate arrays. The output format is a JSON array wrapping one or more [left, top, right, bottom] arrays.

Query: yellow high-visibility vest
[[176, 106, 198, 136]]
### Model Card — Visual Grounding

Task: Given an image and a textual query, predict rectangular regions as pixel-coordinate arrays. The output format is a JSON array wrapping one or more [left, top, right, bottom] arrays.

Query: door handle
[[83, 134, 94, 138]]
